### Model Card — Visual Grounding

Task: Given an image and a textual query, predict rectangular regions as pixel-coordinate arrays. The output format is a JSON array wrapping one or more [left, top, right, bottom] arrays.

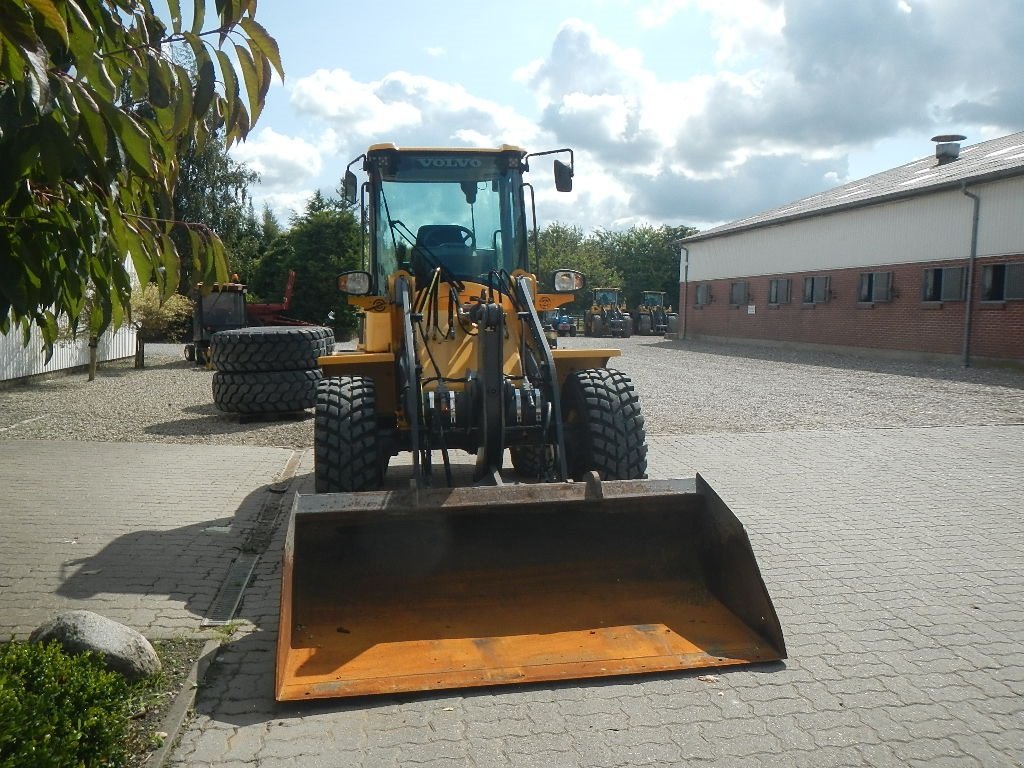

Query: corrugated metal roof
[[684, 131, 1024, 243]]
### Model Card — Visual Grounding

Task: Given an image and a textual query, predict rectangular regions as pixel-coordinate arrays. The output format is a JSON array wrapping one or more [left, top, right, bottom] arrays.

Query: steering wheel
[[454, 226, 475, 249]]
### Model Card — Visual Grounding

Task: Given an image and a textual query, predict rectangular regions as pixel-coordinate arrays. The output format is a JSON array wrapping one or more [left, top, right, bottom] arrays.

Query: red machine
[[185, 270, 309, 362]]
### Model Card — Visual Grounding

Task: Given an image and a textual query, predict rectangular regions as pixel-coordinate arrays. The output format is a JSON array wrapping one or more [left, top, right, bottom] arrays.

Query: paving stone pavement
[[0, 440, 294, 639], [166, 425, 1024, 768]]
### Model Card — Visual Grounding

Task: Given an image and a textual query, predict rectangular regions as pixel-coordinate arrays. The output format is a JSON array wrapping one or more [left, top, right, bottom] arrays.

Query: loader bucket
[[275, 475, 785, 701]]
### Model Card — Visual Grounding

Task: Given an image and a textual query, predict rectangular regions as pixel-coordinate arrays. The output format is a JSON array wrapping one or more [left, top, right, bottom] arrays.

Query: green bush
[[130, 284, 195, 343], [0, 640, 133, 767]]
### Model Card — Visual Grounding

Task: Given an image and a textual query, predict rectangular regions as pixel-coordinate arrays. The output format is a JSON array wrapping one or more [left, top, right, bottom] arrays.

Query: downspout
[[961, 184, 980, 368], [679, 245, 689, 339]]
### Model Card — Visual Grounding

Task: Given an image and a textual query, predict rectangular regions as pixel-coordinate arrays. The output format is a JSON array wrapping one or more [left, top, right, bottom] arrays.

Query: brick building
[[679, 132, 1024, 364]]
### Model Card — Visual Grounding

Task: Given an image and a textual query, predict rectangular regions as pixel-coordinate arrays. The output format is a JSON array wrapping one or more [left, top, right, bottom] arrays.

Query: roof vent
[[931, 134, 966, 164]]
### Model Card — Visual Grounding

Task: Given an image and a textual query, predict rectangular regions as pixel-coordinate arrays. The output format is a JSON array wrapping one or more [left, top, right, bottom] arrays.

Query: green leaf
[[168, 0, 182, 33], [191, 0, 205, 35], [98, 101, 155, 177], [238, 17, 283, 80], [0, 3, 51, 109], [70, 82, 109, 163], [193, 43, 216, 120], [147, 55, 171, 109], [215, 48, 238, 131], [233, 42, 259, 128], [24, 0, 69, 46], [170, 61, 194, 137]]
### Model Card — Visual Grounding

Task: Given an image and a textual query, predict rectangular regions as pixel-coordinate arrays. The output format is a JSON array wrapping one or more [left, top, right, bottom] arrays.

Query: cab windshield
[[595, 290, 619, 305], [372, 153, 525, 286], [643, 292, 664, 307]]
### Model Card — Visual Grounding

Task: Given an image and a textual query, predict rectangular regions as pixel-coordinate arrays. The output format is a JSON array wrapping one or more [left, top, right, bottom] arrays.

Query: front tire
[[315, 376, 386, 492], [562, 369, 647, 480]]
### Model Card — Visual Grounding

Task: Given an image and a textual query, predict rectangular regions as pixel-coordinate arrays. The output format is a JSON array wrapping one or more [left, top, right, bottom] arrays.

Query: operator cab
[[364, 145, 529, 290]]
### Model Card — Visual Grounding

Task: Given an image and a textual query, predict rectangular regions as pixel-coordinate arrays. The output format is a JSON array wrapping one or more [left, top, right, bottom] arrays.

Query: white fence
[[0, 322, 137, 383]]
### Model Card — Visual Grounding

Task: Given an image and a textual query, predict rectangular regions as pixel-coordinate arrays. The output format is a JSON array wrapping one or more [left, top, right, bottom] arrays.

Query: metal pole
[[961, 184, 980, 368], [679, 245, 689, 339]]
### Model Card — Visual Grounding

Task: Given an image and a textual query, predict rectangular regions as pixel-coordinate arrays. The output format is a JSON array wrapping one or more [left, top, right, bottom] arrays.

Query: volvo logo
[[415, 158, 483, 169]]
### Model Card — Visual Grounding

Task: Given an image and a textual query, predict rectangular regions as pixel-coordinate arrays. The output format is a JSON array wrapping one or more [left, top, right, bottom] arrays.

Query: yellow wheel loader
[[275, 144, 785, 701], [633, 290, 677, 335], [584, 287, 631, 338]]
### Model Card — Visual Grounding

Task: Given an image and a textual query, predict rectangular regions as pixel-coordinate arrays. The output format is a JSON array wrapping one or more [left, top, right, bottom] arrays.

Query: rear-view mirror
[[338, 270, 372, 295], [552, 269, 585, 293], [343, 170, 358, 205], [554, 159, 573, 192]]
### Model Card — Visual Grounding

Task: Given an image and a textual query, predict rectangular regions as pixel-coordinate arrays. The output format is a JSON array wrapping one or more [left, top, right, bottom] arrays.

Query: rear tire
[[315, 376, 385, 492], [510, 445, 552, 480], [562, 369, 647, 480]]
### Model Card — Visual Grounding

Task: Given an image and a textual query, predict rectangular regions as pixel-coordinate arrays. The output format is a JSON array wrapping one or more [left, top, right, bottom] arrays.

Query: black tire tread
[[211, 326, 334, 372], [314, 376, 383, 492], [510, 445, 550, 480], [563, 368, 647, 480], [212, 369, 321, 413]]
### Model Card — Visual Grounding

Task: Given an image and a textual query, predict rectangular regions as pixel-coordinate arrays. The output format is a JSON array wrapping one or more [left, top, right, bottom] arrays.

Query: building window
[[695, 283, 712, 306], [922, 266, 965, 301], [729, 281, 749, 305], [768, 278, 791, 305], [858, 271, 893, 302], [803, 275, 830, 304], [982, 263, 1024, 301]]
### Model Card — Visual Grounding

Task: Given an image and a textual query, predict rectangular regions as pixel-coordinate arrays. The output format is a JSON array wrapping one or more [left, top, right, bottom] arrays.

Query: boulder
[[29, 610, 161, 682]]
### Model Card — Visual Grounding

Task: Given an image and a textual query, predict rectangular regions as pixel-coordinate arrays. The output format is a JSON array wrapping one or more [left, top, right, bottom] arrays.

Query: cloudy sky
[[230, 0, 1024, 232]]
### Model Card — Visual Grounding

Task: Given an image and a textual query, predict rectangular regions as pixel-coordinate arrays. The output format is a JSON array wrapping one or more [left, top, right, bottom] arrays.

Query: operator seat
[[413, 225, 476, 283]]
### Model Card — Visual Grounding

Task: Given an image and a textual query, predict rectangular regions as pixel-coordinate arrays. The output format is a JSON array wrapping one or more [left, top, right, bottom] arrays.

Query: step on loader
[[275, 144, 785, 701]]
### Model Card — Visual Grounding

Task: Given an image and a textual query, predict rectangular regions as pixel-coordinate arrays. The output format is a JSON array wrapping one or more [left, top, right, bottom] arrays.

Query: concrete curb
[[148, 638, 221, 768]]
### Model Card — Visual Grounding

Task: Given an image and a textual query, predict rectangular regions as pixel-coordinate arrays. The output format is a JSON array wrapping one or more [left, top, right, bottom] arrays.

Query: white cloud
[[250, 1, 1024, 234], [516, 3, 1024, 228], [288, 68, 541, 156], [290, 69, 422, 135], [255, 190, 318, 226], [230, 128, 322, 189]]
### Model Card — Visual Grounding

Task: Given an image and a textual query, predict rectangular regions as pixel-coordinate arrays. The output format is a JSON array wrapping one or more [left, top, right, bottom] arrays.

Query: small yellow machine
[[584, 287, 631, 338], [275, 144, 785, 701], [633, 290, 677, 335]]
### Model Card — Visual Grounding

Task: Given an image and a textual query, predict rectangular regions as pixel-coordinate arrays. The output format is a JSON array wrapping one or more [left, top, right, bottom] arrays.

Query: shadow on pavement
[[143, 410, 313, 438], [54, 482, 274, 628]]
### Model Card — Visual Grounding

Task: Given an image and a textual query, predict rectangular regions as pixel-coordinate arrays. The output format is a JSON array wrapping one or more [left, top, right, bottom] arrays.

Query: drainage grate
[[201, 553, 259, 627], [201, 450, 303, 627]]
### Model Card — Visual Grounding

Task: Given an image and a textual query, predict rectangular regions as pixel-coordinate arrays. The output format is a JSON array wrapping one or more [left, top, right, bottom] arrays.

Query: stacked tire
[[209, 326, 334, 415]]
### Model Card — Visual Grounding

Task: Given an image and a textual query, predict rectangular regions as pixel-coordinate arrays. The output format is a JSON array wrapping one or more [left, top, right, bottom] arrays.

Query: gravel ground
[[1, 338, 1022, 447]]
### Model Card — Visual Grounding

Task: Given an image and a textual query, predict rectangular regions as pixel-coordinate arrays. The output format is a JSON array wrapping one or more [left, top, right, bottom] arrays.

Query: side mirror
[[554, 159, 573, 192], [343, 170, 358, 205], [552, 269, 585, 293], [338, 270, 372, 295]]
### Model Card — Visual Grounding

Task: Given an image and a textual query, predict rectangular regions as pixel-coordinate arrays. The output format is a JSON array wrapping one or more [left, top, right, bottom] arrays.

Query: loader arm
[[513, 274, 568, 480]]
